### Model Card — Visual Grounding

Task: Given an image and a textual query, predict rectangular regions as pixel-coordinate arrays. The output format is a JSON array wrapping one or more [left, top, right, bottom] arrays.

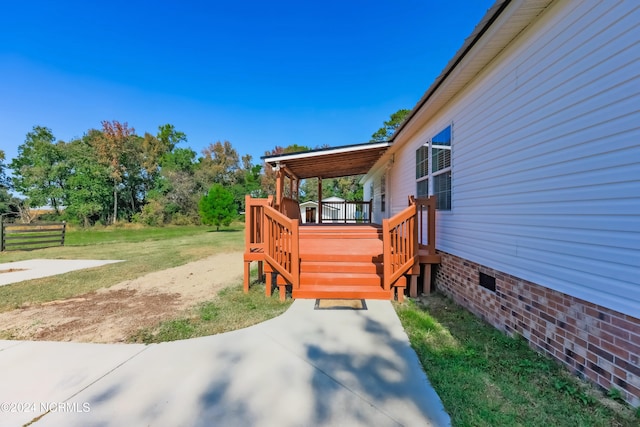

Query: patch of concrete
[[0, 259, 123, 286]]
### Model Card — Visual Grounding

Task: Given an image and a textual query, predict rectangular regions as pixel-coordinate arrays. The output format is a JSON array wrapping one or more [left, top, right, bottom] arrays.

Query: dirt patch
[[0, 252, 244, 343]]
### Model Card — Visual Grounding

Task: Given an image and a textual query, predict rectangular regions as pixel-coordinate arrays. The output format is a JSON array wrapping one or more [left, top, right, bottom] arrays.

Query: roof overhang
[[262, 141, 391, 179]]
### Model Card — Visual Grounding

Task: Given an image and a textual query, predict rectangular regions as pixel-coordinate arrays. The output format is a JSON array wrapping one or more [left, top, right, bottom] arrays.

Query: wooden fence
[[1, 222, 66, 251]]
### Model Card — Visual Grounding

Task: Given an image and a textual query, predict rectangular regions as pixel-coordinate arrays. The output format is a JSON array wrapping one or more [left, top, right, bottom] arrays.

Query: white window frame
[[416, 124, 452, 210]]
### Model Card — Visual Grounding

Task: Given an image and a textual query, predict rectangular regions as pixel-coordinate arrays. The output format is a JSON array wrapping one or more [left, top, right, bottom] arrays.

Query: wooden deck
[[243, 196, 440, 301]]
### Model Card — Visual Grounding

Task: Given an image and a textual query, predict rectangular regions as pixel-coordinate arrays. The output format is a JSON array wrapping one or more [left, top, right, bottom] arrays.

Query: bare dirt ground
[[0, 252, 244, 343]]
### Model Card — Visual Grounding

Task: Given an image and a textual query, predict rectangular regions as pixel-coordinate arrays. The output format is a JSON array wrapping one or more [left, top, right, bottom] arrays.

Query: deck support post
[[395, 276, 407, 303], [257, 261, 263, 282], [409, 274, 418, 298], [317, 176, 323, 224], [265, 266, 275, 297], [409, 263, 420, 298], [422, 264, 432, 295], [243, 261, 251, 293]]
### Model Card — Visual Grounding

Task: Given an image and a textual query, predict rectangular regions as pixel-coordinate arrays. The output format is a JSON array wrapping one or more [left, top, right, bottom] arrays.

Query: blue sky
[[0, 0, 494, 168]]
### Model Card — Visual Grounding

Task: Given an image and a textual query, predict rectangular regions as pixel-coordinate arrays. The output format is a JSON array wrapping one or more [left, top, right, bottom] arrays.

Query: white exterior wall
[[388, 0, 640, 317], [364, 170, 388, 225]]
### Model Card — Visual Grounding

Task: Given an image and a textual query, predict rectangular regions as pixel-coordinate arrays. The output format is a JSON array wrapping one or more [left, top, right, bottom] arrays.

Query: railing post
[[428, 196, 436, 254], [343, 201, 347, 223], [382, 218, 391, 291], [245, 195, 252, 247], [61, 221, 66, 246]]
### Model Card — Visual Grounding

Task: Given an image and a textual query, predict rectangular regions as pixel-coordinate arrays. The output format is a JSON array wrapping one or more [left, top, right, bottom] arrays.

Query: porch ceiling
[[262, 142, 391, 179]]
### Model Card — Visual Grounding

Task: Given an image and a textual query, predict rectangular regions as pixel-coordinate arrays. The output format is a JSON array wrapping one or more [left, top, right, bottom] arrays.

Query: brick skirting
[[434, 251, 640, 407]]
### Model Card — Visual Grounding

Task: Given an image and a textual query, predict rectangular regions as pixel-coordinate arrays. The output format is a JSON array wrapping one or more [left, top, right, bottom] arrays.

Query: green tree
[[157, 124, 187, 153], [198, 141, 240, 187], [0, 150, 20, 216], [92, 120, 139, 224], [63, 133, 113, 227], [9, 126, 68, 213], [371, 109, 411, 142], [198, 184, 236, 231], [0, 149, 9, 189]]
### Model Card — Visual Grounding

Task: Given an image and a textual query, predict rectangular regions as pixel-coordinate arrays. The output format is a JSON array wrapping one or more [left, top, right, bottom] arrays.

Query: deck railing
[[409, 196, 437, 255], [264, 205, 300, 289], [382, 203, 418, 290], [244, 195, 273, 253], [319, 200, 372, 223]]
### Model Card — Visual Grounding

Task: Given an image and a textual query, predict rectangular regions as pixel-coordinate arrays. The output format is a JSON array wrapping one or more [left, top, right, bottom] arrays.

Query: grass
[[129, 282, 292, 343], [0, 224, 245, 313], [395, 293, 639, 427]]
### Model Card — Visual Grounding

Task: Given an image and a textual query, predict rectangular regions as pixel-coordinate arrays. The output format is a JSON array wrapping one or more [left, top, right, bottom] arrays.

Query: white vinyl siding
[[364, 170, 387, 225], [388, 0, 640, 317]]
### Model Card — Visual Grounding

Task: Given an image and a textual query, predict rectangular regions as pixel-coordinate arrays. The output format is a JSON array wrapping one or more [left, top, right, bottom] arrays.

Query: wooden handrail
[[264, 204, 300, 288], [382, 204, 418, 290]]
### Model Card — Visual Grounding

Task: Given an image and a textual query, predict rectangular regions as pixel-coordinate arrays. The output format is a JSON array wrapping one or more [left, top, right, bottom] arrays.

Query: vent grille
[[479, 272, 496, 292]]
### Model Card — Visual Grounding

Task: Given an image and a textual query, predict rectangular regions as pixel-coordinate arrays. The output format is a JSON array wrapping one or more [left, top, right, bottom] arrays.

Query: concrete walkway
[[0, 259, 122, 287], [0, 299, 450, 427]]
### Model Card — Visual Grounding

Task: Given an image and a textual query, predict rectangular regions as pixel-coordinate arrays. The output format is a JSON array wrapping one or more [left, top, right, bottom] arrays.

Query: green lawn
[[0, 224, 245, 312], [396, 293, 639, 427]]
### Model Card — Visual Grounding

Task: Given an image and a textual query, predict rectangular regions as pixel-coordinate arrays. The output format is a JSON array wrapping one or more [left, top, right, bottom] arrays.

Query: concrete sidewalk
[[0, 299, 450, 427], [0, 259, 122, 287]]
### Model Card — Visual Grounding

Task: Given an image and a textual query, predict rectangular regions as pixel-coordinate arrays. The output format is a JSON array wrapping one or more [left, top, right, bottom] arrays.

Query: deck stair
[[290, 225, 392, 299]]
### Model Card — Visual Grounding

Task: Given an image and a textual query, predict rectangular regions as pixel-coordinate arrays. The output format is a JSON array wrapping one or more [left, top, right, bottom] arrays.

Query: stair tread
[[302, 272, 382, 278], [293, 286, 392, 300]]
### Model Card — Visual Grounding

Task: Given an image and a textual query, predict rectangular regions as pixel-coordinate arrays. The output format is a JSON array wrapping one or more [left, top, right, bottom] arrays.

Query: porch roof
[[261, 141, 391, 179]]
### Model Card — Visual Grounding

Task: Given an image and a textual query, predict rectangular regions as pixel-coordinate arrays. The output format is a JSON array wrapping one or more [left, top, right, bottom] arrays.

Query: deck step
[[300, 272, 383, 287], [299, 239, 383, 258], [300, 253, 383, 263], [293, 285, 391, 300], [300, 226, 382, 239], [301, 261, 383, 274], [271, 226, 391, 300]]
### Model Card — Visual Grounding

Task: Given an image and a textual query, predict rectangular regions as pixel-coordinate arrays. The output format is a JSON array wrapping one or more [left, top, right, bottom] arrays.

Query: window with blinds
[[415, 124, 452, 210]]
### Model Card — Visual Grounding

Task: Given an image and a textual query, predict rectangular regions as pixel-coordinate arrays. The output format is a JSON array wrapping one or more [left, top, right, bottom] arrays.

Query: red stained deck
[[243, 196, 440, 302]]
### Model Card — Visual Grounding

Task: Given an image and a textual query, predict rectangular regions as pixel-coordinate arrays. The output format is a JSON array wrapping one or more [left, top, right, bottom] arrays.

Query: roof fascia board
[[262, 141, 391, 165]]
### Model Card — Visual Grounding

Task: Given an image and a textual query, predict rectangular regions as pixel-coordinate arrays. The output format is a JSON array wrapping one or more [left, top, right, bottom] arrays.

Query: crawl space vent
[[479, 272, 496, 292]]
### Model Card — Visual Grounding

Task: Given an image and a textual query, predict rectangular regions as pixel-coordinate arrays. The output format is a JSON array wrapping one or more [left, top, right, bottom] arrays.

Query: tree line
[[0, 110, 409, 228]]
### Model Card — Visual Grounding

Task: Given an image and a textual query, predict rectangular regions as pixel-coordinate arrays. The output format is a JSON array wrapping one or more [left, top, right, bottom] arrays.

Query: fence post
[[61, 221, 66, 246], [0, 219, 4, 252]]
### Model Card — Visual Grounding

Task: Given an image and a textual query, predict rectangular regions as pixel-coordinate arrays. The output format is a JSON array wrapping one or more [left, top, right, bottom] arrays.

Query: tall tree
[[371, 109, 411, 142], [9, 126, 67, 212], [198, 141, 240, 187], [141, 124, 187, 176], [0, 150, 19, 217], [149, 147, 200, 224], [0, 149, 9, 189], [64, 133, 113, 227], [157, 124, 187, 153], [92, 120, 136, 224]]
